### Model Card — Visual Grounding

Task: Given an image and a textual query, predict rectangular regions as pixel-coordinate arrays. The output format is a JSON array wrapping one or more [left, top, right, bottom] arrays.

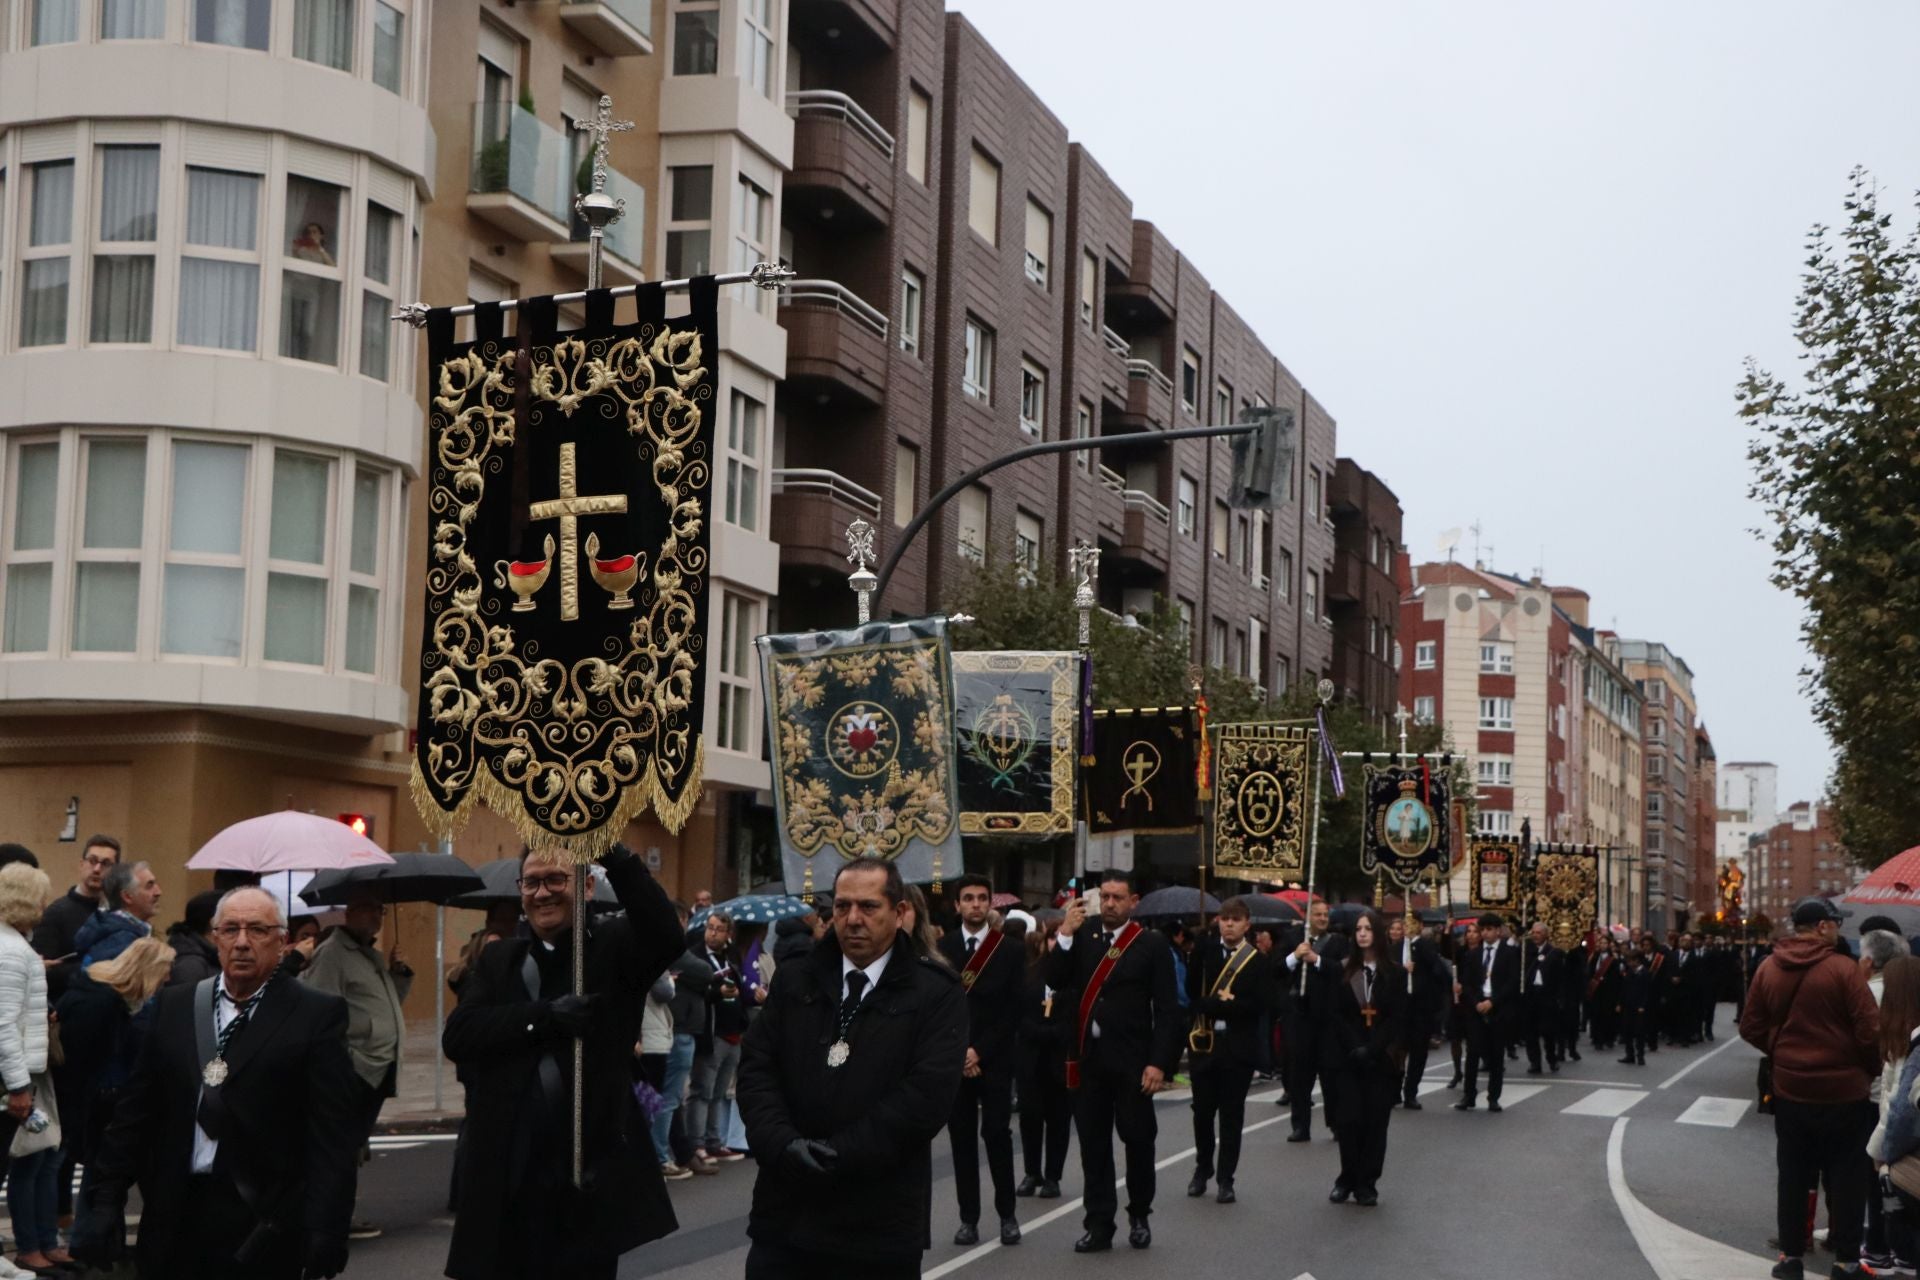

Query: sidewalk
[[376, 1023, 464, 1133]]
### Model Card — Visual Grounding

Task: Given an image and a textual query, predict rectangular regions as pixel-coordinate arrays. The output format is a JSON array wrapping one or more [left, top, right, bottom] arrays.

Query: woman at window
[[291, 220, 336, 267], [1324, 908, 1406, 1208]]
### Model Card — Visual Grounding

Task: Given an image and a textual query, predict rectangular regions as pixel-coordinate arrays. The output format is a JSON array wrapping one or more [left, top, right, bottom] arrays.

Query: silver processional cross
[[573, 95, 634, 291]]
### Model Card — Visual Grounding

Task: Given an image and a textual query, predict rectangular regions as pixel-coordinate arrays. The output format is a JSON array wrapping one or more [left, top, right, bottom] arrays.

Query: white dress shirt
[[960, 923, 989, 953], [1481, 943, 1497, 999], [840, 948, 892, 1003], [191, 977, 249, 1174]]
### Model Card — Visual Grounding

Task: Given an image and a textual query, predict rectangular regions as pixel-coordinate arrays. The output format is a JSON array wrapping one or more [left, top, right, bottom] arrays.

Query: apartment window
[[1478, 810, 1513, 836], [1476, 755, 1514, 787], [893, 442, 917, 529], [102, 0, 165, 37], [1413, 695, 1435, 725], [71, 438, 147, 653], [672, 1, 719, 75], [726, 390, 763, 531], [898, 267, 923, 355], [360, 203, 398, 380], [32, 0, 78, 43], [89, 146, 159, 345], [372, 2, 405, 93], [1276, 654, 1292, 690], [3, 442, 59, 652], [1479, 641, 1513, 674], [1254, 512, 1271, 583], [281, 175, 345, 365], [968, 146, 1000, 245], [1393, 641, 1402, 670], [906, 85, 931, 184], [1250, 617, 1267, 689], [733, 174, 771, 280], [1080, 249, 1097, 326], [1648, 718, 1665, 740], [1478, 696, 1513, 730], [1176, 598, 1196, 649], [1211, 499, 1229, 558], [164, 440, 249, 658], [1646, 678, 1666, 704], [1415, 639, 1435, 669], [1019, 361, 1046, 437], [1075, 400, 1093, 471], [293, 0, 354, 72], [1370, 529, 1382, 568], [1367, 618, 1379, 655], [741, 0, 775, 98], [345, 466, 384, 673], [1647, 793, 1664, 818], [265, 451, 332, 666], [1305, 569, 1320, 621], [1214, 382, 1232, 426], [179, 168, 262, 351], [1180, 347, 1201, 414], [1014, 510, 1041, 580], [717, 592, 758, 753], [1234, 515, 1250, 569], [1278, 548, 1293, 599], [664, 166, 712, 277], [21, 161, 74, 347], [1308, 466, 1323, 522], [1176, 475, 1197, 538], [1024, 198, 1051, 287], [195, 0, 269, 47], [962, 316, 994, 402], [957, 485, 988, 564], [1209, 617, 1228, 668], [1646, 754, 1663, 778]]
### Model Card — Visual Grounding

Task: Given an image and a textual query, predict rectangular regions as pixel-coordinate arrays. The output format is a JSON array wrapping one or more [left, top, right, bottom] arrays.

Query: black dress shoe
[[1127, 1216, 1151, 1249], [1447, 1072, 1462, 1089], [1216, 1181, 1236, 1204], [1487, 1100, 1504, 1113], [1074, 1230, 1114, 1254], [1328, 1184, 1352, 1203], [1453, 1099, 1476, 1111], [1569, 1047, 1583, 1061], [1549, 1061, 1561, 1073], [1354, 1189, 1379, 1207], [1287, 1127, 1310, 1142], [1403, 1098, 1424, 1111], [1000, 1217, 1022, 1246], [1187, 1173, 1209, 1197], [953, 1223, 979, 1246], [1016, 1175, 1040, 1197], [1525, 1065, 1543, 1075], [1038, 1179, 1061, 1199]]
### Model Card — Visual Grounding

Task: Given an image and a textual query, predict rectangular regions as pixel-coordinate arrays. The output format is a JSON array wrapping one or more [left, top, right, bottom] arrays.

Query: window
[[1370, 529, 1382, 568], [733, 175, 771, 308], [1019, 361, 1046, 437], [1211, 499, 1229, 558], [195, 0, 269, 48], [1415, 640, 1435, 669], [1080, 249, 1097, 326], [726, 390, 763, 531], [893, 442, 917, 529], [1253, 512, 1271, 584], [717, 593, 757, 752], [1308, 466, 1323, 522], [1305, 570, 1320, 621], [1177, 598, 1195, 647], [372, 2, 405, 93], [4, 442, 60, 653], [360, 203, 398, 380], [968, 146, 999, 244], [1646, 754, 1663, 778], [1176, 475, 1197, 538], [1024, 198, 1051, 287], [1647, 793, 1664, 818], [1180, 347, 1201, 414], [1214, 382, 1232, 426], [104, 0, 165, 38], [265, 451, 332, 666], [164, 440, 249, 658], [962, 316, 994, 402], [1478, 696, 1513, 730], [957, 485, 988, 564], [1276, 654, 1291, 690], [1209, 617, 1228, 668], [345, 465, 384, 674], [1234, 515, 1249, 569], [1479, 641, 1513, 674], [281, 175, 345, 365], [179, 168, 262, 351], [1278, 548, 1293, 598], [898, 267, 923, 355], [1014, 510, 1041, 581], [741, 0, 775, 98], [90, 146, 159, 345], [1476, 755, 1514, 787], [294, 0, 354, 72], [32, 0, 78, 43], [1413, 695, 1435, 725], [1074, 400, 1093, 471], [1478, 810, 1513, 836], [665, 166, 713, 278], [906, 86, 931, 184], [672, 2, 719, 75], [72, 438, 146, 653], [1250, 617, 1267, 689], [21, 161, 74, 348]]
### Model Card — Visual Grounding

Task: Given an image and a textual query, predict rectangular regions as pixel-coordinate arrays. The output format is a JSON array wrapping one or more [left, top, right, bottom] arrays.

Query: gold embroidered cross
[[529, 441, 627, 621], [1361, 1005, 1377, 1029], [1120, 743, 1160, 808]]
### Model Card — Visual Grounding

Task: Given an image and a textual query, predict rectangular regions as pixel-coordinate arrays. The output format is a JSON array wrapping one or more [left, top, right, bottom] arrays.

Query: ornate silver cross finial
[[1067, 541, 1100, 650], [575, 95, 634, 199], [1393, 703, 1412, 763], [846, 519, 877, 624]]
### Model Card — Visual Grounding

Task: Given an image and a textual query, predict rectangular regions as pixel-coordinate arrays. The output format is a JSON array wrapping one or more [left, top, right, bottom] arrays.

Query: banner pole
[[1300, 682, 1332, 996]]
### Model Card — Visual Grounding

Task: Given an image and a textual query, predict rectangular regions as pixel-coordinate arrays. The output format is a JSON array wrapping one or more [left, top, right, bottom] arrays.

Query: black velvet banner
[[953, 651, 1078, 838], [1469, 837, 1519, 910], [1210, 723, 1311, 883], [1088, 708, 1199, 835], [411, 280, 719, 859], [1360, 763, 1454, 889]]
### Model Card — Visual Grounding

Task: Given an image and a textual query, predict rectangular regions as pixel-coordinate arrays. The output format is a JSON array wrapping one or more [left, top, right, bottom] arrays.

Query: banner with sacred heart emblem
[[1469, 837, 1520, 910], [1531, 845, 1600, 951], [411, 280, 720, 860], [1210, 723, 1311, 883], [758, 617, 962, 895], [952, 651, 1079, 837], [1087, 708, 1199, 834], [1360, 763, 1454, 888]]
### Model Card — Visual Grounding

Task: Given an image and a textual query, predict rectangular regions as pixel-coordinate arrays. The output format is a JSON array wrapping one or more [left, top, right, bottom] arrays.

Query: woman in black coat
[[1015, 921, 1072, 1197], [1323, 908, 1408, 1207]]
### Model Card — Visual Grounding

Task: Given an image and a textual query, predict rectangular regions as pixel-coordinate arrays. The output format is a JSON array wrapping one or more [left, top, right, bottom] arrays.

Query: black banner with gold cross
[[1088, 708, 1199, 834], [1468, 837, 1520, 910], [1210, 723, 1310, 883], [953, 650, 1078, 838], [1360, 763, 1454, 889], [411, 281, 719, 861]]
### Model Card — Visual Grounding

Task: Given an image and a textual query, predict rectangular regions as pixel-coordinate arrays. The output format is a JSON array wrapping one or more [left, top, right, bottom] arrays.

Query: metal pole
[[1069, 542, 1098, 884], [846, 520, 876, 624], [392, 264, 794, 326], [1299, 680, 1332, 996], [434, 902, 446, 1113]]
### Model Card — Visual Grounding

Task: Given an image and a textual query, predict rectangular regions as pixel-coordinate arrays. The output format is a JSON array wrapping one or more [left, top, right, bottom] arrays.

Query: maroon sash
[[960, 930, 1005, 991], [1066, 921, 1142, 1090], [1587, 953, 1612, 999]]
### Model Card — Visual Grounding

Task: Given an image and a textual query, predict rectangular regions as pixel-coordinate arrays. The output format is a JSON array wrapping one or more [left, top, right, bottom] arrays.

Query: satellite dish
[[1436, 528, 1464, 557]]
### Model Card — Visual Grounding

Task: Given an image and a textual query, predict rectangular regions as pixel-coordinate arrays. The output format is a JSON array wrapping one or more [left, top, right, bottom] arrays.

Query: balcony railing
[[568, 167, 647, 271], [779, 279, 890, 339], [1101, 325, 1129, 358], [1125, 359, 1173, 396], [787, 90, 895, 158], [469, 102, 571, 237], [1098, 464, 1126, 495], [1123, 488, 1170, 523], [771, 468, 882, 519]]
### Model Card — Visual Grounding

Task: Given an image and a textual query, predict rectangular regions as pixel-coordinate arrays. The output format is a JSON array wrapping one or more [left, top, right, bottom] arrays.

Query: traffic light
[[1228, 404, 1296, 510], [339, 813, 372, 838]]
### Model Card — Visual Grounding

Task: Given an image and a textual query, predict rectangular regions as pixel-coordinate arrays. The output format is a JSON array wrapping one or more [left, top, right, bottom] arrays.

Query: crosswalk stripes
[[1560, 1088, 1647, 1117], [1675, 1095, 1750, 1128]]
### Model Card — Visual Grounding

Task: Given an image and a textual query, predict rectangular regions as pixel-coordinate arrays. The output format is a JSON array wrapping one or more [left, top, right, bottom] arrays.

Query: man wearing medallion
[[937, 874, 1025, 1248], [80, 886, 360, 1279], [737, 857, 966, 1279], [1185, 896, 1273, 1204]]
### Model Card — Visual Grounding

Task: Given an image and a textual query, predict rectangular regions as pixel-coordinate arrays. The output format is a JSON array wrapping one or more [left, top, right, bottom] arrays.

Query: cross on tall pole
[[1393, 703, 1411, 764], [573, 94, 634, 291]]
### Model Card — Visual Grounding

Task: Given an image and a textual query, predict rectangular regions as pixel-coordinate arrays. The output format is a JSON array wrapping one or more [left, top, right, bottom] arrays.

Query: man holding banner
[[938, 875, 1025, 1248]]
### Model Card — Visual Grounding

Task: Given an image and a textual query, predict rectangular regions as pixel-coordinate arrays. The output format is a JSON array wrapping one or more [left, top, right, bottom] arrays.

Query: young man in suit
[[1387, 915, 1448, 1108], [1281, 900, 1349, 1140], [1046, 871, 1181, 1253], [1521, 922, 1565, 1075], [1453, 912, 1521, 1112], [1185, 896, 1273, 1204], [939, 874, 1025, 1248]]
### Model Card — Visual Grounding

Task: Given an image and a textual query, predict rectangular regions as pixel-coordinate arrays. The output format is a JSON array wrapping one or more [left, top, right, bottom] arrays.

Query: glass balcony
[[468, 103, 572, 241], [557, 167, 647, 284], [560, 0, 653, 58]]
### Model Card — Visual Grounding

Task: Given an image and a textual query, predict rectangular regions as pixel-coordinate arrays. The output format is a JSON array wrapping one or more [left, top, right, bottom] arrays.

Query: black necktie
[[966, 936, 978, 957], [837, 971, 868, 1041], [1484, 945, 1493, 970]]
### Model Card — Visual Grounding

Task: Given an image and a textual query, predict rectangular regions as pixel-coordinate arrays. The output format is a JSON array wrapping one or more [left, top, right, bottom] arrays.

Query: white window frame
[[280, 171, 349, 367], [1018, 360, 1046, 438], [725, 388, 764, 532], [262, 448, 336, 669], [968, 145, 999, 245], [358, 199, 399, 381], [898, 266, 922, 355], [178, 165, 265, 354], [716, 591, 759, 754], [962, 315, 994, 403], [21, 158, 77, 348], [741, 0, 776, 99], [1479, 641, 1514, 674], [70, 433, 150, 654], [1176, 475, 1197, 538], [1023, 197, 1050, 288], [1278, 548, 1292, 599], [1305, 569, 1320, 621], [1413, 695, 1435, 725], [1079, 248, 1097, 327], [1013, 509, 1041, 582], [2, 435, 64, 654], [1414, 640, 1436, 670], [88, 142, 162, 347], [1478, 809, 1513, 836], [1211, 499, 1229, 559], [956, 484, 988, 565], [1180, 346, 1201, 414], [1478, 696, 1513, 730], [662, 164, 714, 280], [905, 84, 931, 185], [1074, 399, 1093, 471]]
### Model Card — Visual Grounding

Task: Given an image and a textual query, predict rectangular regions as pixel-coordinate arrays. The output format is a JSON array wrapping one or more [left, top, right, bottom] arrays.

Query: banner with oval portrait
[[1360, 762, 1454, 888], [1210, 723, 1311, 883]]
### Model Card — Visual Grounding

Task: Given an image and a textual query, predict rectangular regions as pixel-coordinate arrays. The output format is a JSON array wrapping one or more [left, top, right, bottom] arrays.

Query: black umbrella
[[1243, 895, 1303, 923], [300, 851, 485, 906], [1133, 887, 1220, 920], [1328, 902, 1371, 930], [445, 857, 522, 909]]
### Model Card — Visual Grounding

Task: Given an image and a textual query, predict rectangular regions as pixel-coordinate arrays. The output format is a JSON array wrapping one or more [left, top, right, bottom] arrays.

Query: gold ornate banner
[[1469, 837, 1519, 910], [1533, 846, 1599, 951], [1211, 724, 1310, 884]]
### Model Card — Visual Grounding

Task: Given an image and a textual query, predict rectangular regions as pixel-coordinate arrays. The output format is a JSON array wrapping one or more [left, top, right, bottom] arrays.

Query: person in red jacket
[[1739, 897, 1881, 1280]]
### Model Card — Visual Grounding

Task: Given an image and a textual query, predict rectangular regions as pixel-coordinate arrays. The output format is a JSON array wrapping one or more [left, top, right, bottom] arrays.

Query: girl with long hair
[[1324, 908, 1408, 1207], [1869, 955, 1920, 1239]]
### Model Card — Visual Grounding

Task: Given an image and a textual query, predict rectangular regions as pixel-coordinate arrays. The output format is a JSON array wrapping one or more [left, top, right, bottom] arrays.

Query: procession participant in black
[[1445, 919, 1480, 1089], [1185, 896, 1272, 1204], [938, 874, 1025, 1247], [1282, 899, 1348, 1140], [1587, 932, 1622, 1050], [1325, 909, 1408, 1207], [1617, 947, 1652, 1065], [1046, 871, 1181, 1253], [442, 843, 684, 1280], [1015, 920, 1072, 1200], [738, 859, 965, 1279], [1559, 929, 1589, 1062], [1454, 912, 1521, 1112], [1641, 934, 1670, 1051], [1387, 914, 1447, 1108], [1521, 922, 1565, 1074]]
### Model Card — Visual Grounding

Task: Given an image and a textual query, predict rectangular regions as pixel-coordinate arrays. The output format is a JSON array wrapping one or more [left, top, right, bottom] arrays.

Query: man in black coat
[[1453, 912, 1522, 1112], [1282, 900, 1350, 1139], [1558, 930, 1589, 1062], [1520, 923, 1565, 1074], [1045, 870, 1181, 1253], [80, 885, 360, 1280], [737, 857, 966, 1279], [442, 843, 684, 1280], [938, 874, 1025, 1247], [1185, 896, 1272, 1203], [1387, 914, 1449, 1107], [1587, 933, 1622, 1050]]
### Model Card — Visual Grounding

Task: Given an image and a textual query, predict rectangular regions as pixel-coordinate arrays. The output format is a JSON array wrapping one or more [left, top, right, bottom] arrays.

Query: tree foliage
[[1740, 169, 1920, 866]]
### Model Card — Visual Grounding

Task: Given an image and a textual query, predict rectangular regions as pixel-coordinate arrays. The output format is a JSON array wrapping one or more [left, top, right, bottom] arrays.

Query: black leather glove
[[783, 1138, 838, 1176], [600, 842, 636, 867], [547, 993, 599, 1037], [303, 1232, 349, 1280]]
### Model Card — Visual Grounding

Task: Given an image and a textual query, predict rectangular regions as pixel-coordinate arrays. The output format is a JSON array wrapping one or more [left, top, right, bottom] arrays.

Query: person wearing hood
[[164, 890, 222, 988], [73, 863, 161, 967], [772, 914, 817, 967], [1741, 897, 1881, 1280]]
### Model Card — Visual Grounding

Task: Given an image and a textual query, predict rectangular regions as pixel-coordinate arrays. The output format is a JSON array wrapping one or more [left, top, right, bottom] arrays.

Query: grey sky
[[951, 0, 1920, 810]]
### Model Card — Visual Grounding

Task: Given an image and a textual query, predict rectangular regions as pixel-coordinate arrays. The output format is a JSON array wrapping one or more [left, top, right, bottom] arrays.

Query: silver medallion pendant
[[202, 1056, 229, 1088], [826, 1040, 851, 1069]]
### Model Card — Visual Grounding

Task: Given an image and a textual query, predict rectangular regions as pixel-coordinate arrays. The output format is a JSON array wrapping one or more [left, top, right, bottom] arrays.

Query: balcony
[[468, 103, 571, 243], [789, 0, 896, 56], [558, 0, 653, 57], [1108, 221, 1177, 330], [787, 91, 895, 228], [552, 168, 648, 285], [778, 279, 890, 407], [1096, 466, 1170, 573], [1108, 358, 1172, 434], [771, 468, 883, 576], [1326, 553, 1365, 605]]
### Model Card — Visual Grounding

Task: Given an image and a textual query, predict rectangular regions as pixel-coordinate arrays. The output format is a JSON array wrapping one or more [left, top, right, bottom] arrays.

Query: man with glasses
[[31, 835, 119, 1001], [443, 844, 684, 1280], [687, 911, 747, 1166], [80, 886, 360, 1280]]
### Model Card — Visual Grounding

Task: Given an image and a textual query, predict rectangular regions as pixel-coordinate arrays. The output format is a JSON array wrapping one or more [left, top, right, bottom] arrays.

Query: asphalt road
[[345, 1005, 1786, 1280]]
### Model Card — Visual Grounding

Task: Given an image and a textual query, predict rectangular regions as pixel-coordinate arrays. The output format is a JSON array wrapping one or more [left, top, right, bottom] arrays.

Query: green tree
[[1739, 169, 1920, 866]]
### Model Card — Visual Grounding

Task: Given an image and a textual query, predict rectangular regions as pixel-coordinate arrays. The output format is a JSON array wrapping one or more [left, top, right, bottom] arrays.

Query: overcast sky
[[950, 0, 1920, 810]]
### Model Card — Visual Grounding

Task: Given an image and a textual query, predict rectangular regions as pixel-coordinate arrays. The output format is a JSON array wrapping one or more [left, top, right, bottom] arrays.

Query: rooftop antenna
[[1469, 519, 1483, 565]]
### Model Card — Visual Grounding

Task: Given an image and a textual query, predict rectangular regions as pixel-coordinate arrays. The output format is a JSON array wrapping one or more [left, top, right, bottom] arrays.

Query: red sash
[[960, 930, 1004, 991], [1587, 953, 1612, 999], [1066, 921, 1142, 1090], [1650, 952, 1664, 976]]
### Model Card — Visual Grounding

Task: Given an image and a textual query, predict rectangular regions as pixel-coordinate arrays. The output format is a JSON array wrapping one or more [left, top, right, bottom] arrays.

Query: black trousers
[[1330, 1064, 1396, 1193], [1017, 1054, 1072, 1182], [1773, 1098, 1876, 1264], [1588, 995, 1615, 1047], [1524, 995, 1561, 1070], [1072, 1058, 1157, 1230], [1400, 1028, 1430, 1101], [1189, 1059, 1254, 1182], [1284, 1009, 1322, 1134], [1559, 997, 1583, 1057], [746, 1241, 920, 1279], [949, 1070, 1016, 1224], [1463, 1009, 1506, 1102]]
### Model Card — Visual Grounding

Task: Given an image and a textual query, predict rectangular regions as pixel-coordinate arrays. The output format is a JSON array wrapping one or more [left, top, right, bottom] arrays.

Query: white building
[[1716, 760, 1778, 879]]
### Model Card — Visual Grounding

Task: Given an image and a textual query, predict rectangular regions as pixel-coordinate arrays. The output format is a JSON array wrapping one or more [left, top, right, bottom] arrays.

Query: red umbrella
[[1843, 847, 1920, 907], [1268, 888, 1323, 909], [992, 892, 1022, 909]]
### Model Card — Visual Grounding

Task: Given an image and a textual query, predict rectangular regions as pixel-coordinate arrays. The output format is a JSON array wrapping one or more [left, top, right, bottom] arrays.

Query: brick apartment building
[[1328, 460, 1402, 727], [1693, 722, 1718, 923], [1752, 801, 1847, 923], [1617, 639, 1700, 934]]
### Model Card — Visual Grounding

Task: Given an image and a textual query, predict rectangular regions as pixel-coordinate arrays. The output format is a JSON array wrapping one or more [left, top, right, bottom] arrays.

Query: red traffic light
[[339, 813, 371, 838]]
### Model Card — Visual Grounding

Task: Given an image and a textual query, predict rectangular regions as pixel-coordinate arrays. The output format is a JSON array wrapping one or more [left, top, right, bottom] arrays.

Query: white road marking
[[372, 1132, 457, 1143], [1675, 1095, 1751, 1129], [1606, 1117, 1769, 1280], [371, 1141, 426, 1152], [1657, 1034, 1740, 1090], [1489, 1082, 1548, 1107], [1560, 1088, 1647, 1117]]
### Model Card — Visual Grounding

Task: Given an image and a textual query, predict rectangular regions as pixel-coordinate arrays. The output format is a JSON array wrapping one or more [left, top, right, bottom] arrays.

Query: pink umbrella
[[1843, 846, 1920, 907], [187, 810, 395, 875]]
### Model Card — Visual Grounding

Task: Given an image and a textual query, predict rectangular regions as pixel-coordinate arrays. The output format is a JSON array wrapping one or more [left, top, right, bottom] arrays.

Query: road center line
[[1656, 1034, 1739, 1090]]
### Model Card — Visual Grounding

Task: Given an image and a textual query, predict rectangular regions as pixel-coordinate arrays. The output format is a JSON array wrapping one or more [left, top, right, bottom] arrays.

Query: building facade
[[1328, 459, 1401, 727], [1752, 801, 1844, 922], [1692, 722, 1718, 924], [1716, 759, 1778, 876], [1616, 638, 1700, 934], [1573, 627, 1643, 928]]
